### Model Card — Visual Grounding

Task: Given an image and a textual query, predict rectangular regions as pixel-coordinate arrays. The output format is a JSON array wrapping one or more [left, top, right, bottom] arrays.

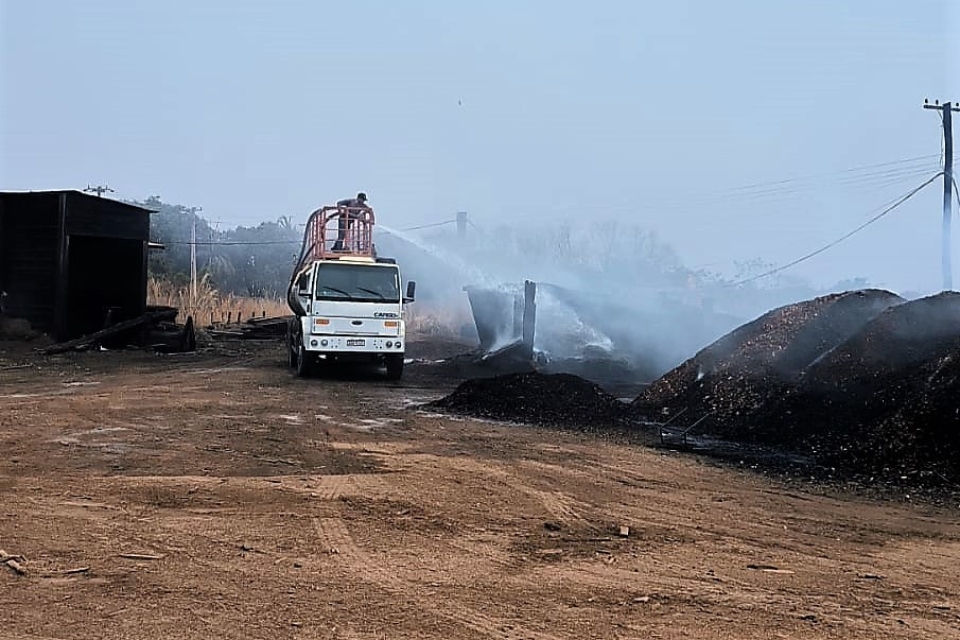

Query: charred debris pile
[[635, 290, 960, 484], [635, 289, 904, 427], [427, 371, 633, 433]]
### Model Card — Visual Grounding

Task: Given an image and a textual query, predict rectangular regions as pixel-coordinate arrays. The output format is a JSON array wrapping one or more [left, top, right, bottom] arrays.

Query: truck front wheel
[[296, 344, 315, 378], [385, 354, 404, 380], [287, 318, 300, 368]]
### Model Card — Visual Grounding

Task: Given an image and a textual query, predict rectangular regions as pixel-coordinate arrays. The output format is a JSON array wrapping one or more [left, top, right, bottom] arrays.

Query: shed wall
[[0, 193, 62, 333]]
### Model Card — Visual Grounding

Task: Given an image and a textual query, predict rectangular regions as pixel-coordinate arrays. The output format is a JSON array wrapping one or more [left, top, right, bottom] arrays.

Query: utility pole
[[190, 219, 197, 302], [84, 185, 114, 198], [186, 206, 203, 302], [456, 211, 468, 239], [924, 99, 959, 291]]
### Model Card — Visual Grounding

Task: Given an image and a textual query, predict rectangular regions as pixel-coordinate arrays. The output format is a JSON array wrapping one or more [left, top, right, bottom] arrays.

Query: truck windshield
[[315, 263, 400, 302]]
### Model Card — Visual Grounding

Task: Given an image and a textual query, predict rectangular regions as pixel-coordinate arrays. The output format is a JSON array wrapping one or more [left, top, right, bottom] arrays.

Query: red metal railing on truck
[[303, 205, 376, 261]]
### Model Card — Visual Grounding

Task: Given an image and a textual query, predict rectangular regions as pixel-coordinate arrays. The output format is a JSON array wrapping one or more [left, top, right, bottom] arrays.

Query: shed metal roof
[[0, 189, 155, 214]]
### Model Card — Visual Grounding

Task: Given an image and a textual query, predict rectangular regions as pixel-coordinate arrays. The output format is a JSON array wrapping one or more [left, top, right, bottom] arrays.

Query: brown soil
[[2, 338, 960, 640]]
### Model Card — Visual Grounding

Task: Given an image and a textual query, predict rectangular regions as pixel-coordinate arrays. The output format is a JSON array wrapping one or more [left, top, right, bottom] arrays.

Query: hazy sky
[[2, 1, 958, 292]]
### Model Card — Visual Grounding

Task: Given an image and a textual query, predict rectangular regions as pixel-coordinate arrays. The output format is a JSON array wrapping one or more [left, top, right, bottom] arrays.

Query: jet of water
[[376, 224, 496, 286]]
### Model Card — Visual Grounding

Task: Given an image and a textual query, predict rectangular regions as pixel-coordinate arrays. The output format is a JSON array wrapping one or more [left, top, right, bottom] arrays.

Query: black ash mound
[[427, 371, 632, 431]]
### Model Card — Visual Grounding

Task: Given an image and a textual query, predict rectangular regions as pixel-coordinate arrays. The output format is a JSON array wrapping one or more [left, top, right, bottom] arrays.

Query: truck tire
[[287, 338, 298, 368], [287, 319, 299, 368], [296, 344, 314, 378], [385, 354, 404, 380]]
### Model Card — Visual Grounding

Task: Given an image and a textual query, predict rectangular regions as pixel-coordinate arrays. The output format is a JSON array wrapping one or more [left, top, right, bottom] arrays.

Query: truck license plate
[[346, 339, 366, 347]]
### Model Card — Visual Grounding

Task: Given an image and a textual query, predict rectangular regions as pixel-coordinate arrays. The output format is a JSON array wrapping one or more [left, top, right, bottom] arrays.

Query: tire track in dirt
[[449, 458, 597, 530], [314, 475, 353, 500], [519, 459, 736, 532], [524, 458, 682, 492], [437, 535, 514, 570], [523, 488, 597, 531], [306, 457, 516, 570], [276, 474, 392, 500], [313, 517, 561, 640]]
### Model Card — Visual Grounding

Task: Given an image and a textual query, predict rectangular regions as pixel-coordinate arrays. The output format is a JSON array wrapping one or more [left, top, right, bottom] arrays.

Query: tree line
[[137, 196, 301, 298], [138, 195, 873, 318]]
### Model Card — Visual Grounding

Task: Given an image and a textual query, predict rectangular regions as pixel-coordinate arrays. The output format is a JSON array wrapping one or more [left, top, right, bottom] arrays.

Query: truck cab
[[287, 203, 416, 379]]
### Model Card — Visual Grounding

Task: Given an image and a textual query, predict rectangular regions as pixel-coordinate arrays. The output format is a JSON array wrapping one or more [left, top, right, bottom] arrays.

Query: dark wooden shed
[[0, 190, 153, 341]]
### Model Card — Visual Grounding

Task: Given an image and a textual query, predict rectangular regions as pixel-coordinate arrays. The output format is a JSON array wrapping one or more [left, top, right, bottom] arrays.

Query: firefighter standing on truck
[[333, 192, 368, 251]]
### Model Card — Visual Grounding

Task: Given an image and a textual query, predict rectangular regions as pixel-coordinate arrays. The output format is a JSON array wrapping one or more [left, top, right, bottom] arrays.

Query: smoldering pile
[[760, 292, 960, 481], [635, 290, 960, 483], [635, 289, 903, 428], [427, 371, 632, 432]]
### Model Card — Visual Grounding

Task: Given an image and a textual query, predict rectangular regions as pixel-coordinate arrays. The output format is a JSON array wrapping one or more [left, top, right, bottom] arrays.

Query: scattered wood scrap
[[149, 316, 196, 353], [62, 567, 91, 575], [117, 553, 164, 561], [207, 316, 292, 340], [1, 549, 27, 575], [747, 563, 795, 574], [42, 308, 179, 355]]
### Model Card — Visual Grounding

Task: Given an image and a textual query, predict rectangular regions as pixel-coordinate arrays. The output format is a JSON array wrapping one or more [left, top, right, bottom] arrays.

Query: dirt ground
[[2, 337, 959, 640]]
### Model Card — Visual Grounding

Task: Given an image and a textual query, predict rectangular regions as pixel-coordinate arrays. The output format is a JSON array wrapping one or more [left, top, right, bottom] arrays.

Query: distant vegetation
[[137, 196, 301, 299], [139, 196, 871, 331]]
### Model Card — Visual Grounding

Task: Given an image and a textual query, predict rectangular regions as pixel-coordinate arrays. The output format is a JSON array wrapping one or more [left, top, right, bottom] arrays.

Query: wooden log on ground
[[41, 311, 170, 355]]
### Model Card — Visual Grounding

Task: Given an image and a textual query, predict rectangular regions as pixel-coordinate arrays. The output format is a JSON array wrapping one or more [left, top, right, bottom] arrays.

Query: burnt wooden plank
[[41, 308, 176, 354]]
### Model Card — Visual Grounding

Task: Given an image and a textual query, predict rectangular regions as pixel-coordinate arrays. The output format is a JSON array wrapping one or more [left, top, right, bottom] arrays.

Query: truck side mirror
[[404, 281, 416, 303]]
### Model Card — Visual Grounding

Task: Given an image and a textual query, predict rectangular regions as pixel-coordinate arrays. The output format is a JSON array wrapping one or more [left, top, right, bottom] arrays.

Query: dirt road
[[1, 339, 959, 639]]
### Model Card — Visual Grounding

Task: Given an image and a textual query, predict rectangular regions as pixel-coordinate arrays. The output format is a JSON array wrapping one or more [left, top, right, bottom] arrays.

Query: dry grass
[[404, 300, 473, 337], [147, 277, 473, 337], [148, 276, 287, 326]]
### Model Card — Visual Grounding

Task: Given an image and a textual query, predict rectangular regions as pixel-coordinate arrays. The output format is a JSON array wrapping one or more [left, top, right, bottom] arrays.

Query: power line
[[161, 219, 461, 244], [160, 222, 459, 244], [164, 240, 299, 246], [696, 165, 942, 205], [701, 161, 945, 198], [719, 153, 944, 194], [503, 154, 954, 219], [144, 154, 956, 235], [729, 172, 944, 287], [146, 153, 959, 254]]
